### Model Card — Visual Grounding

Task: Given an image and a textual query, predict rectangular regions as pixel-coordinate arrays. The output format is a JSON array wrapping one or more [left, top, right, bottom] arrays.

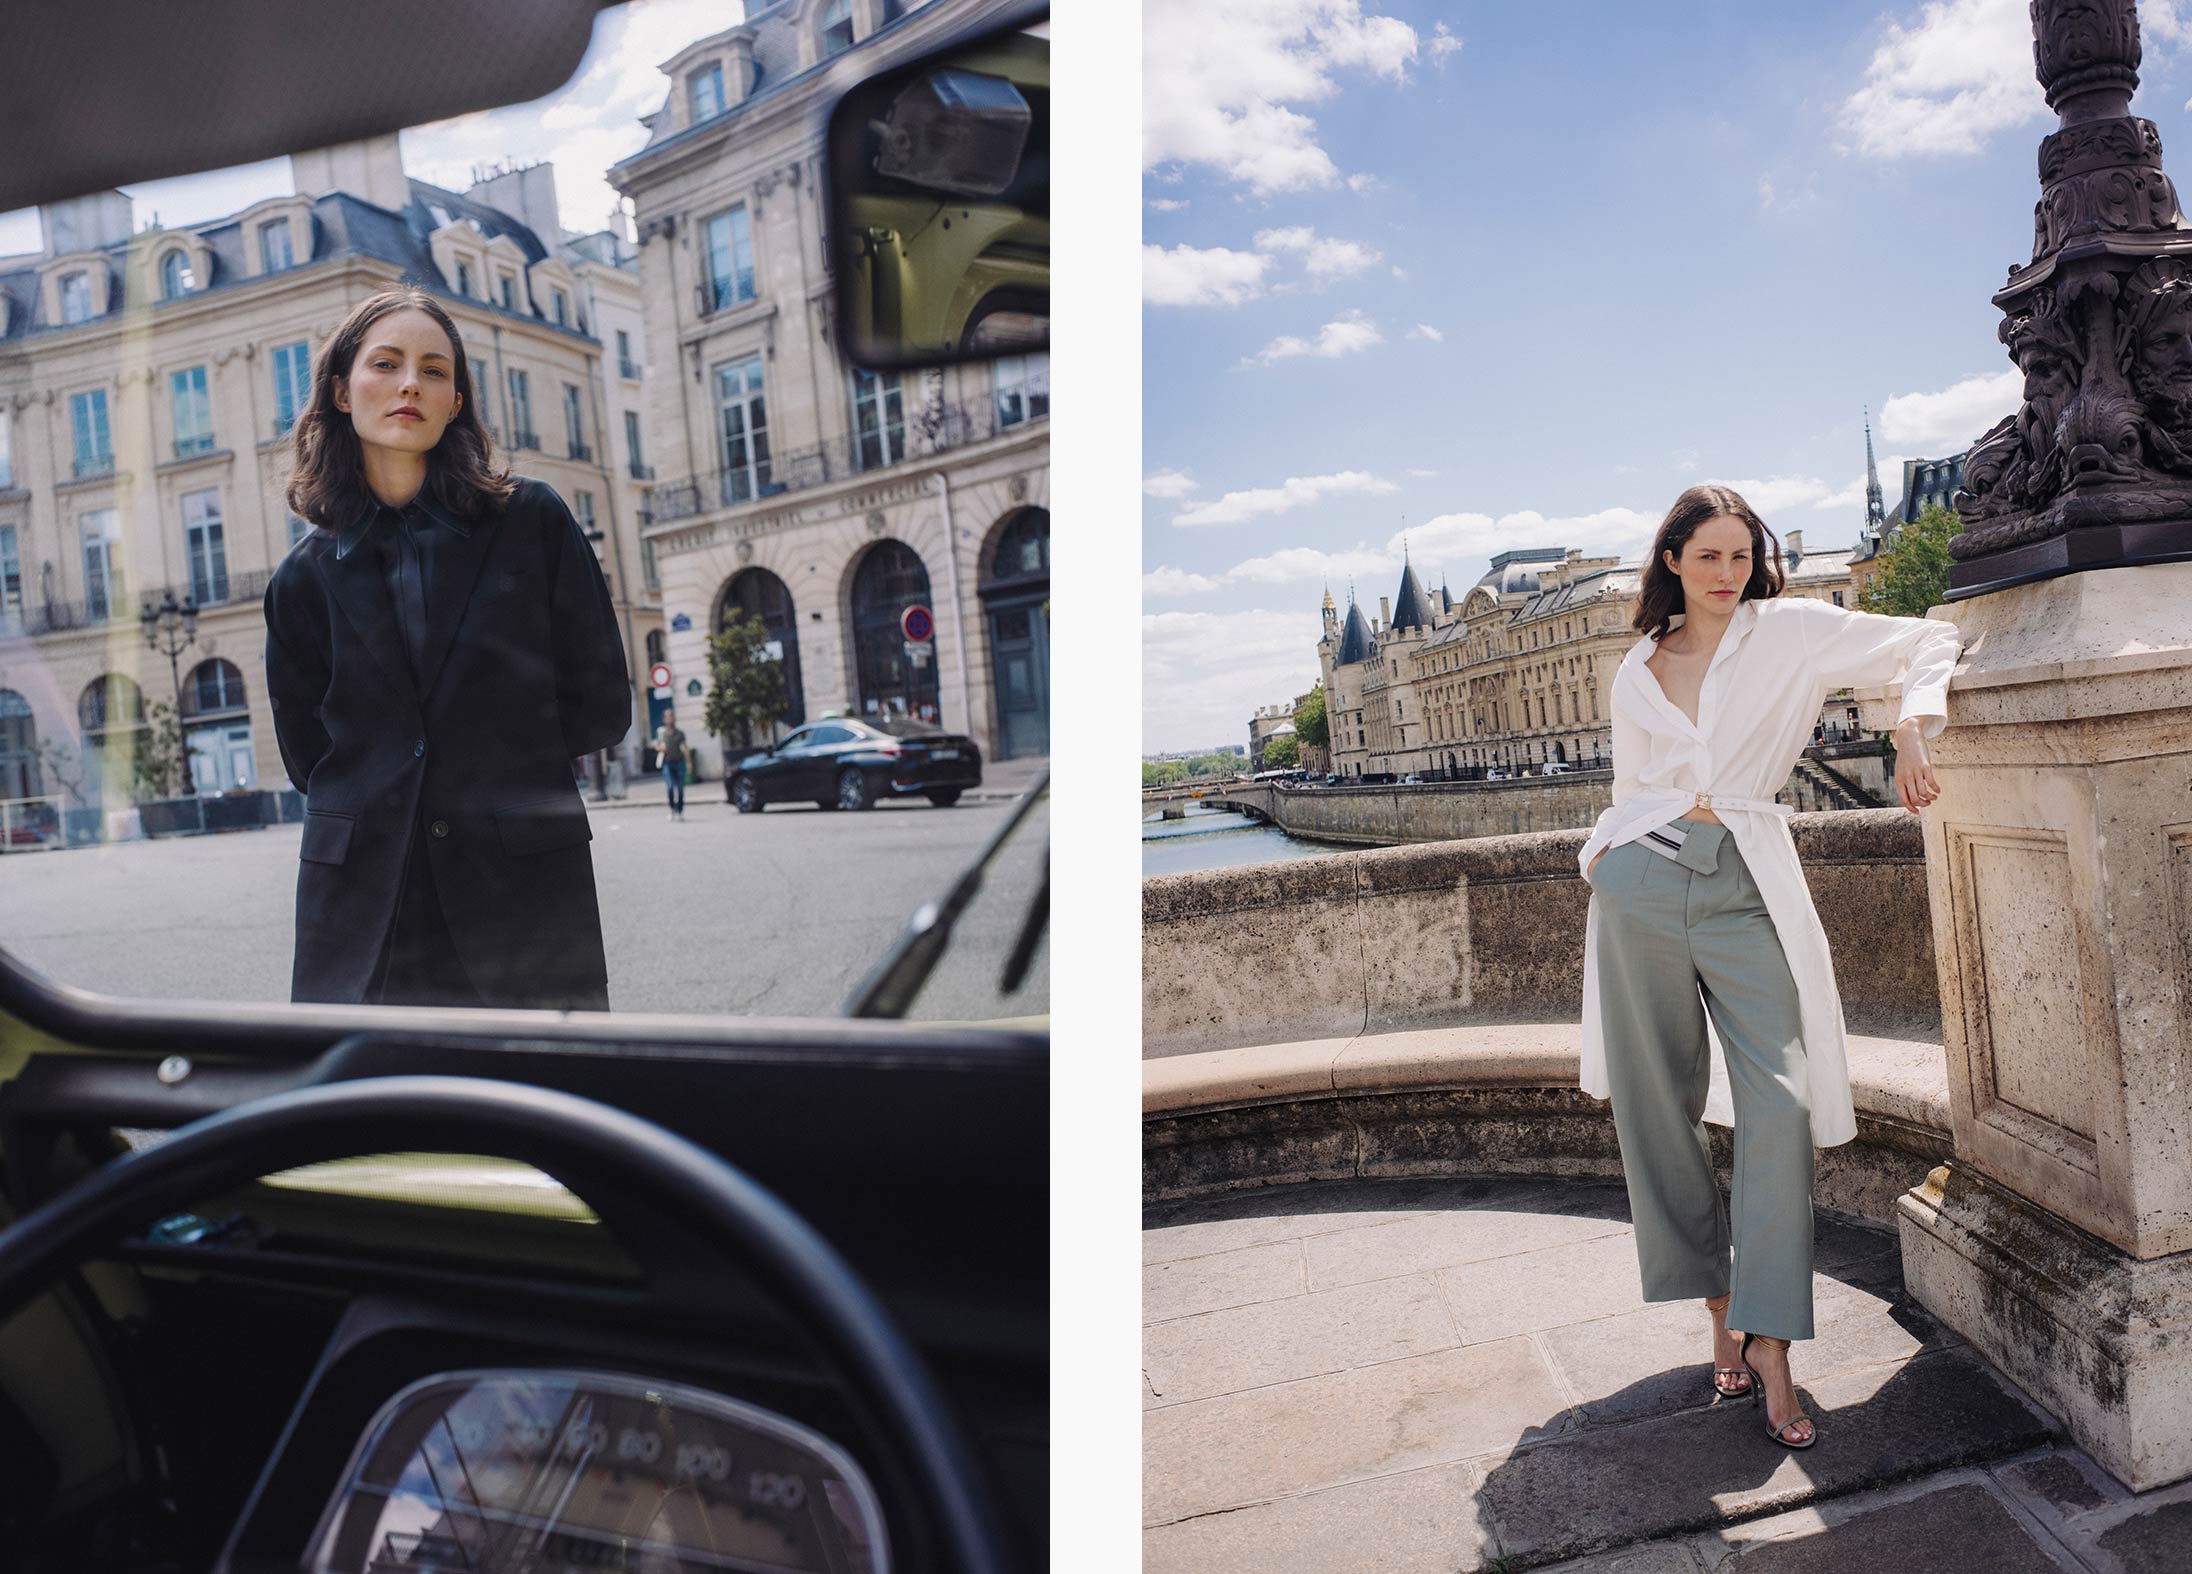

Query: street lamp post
[[139, 588, 200, 797]]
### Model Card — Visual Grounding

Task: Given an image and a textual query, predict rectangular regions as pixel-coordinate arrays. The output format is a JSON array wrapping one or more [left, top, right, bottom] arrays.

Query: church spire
[[1863, 406, 1887, 536]]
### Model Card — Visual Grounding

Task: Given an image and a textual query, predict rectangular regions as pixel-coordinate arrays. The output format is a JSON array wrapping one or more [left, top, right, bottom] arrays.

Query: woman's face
[[333, 307, 464, 457], [1664, 513, 1753, 612]]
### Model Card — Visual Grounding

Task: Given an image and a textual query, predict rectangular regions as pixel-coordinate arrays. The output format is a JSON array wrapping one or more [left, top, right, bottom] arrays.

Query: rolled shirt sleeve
[[539, 482, 633, 759], [1794, 597, 1964, 741]]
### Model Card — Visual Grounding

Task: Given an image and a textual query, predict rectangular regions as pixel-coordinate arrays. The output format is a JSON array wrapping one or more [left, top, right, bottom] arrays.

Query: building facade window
[[574, 490, 597, 538], [689, 62, 725, 123], [852, 368, 906, 470], [703, 206, 756, 310], [553, 288, 568, 326], [260, 218, 293, 271], [617, 329, 638, 378], [0, 525, 20, 631], [992, 352, 1048, 428], [161, 250, 195, 299], [499, 273, 516, 311], [563, 383, 585, 458], [80, 509, 123, 620], [272, 340, 311, 434], [624, 409, 646, 477], [456, 261, 472, 296], [287, 513, 311, 548], [70, 389, 113, 476], [170, 365, 214, 456], [507, 368, 536, 447], [642, 535, 659, 591], [1833, 590, 1845, 606], [0, 409, 12, 490], [61, 271, 92, 324], [714, 355, 770, 502], [821, 0, 856, 55], [183, 489, 229, 605]]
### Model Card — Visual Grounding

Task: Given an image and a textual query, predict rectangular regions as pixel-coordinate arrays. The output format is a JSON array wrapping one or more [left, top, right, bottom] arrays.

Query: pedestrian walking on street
[[654, 709, 689, 820], [1575, 483, 1963, 1452], [264, 288, 631, 1012]]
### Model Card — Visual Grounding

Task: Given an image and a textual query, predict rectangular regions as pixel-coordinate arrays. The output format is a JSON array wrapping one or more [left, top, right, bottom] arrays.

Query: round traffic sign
[[649, 662, 672, 689], [900, 604, 934, 642]]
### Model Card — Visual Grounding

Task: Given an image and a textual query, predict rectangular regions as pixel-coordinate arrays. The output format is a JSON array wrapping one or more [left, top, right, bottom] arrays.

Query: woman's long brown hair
[[285, 286, 518, 530], [1631, 483, 1787, 640]]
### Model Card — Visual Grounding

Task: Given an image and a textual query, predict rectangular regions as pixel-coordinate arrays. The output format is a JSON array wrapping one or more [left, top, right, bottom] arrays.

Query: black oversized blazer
[[263, 476, 632, 1009]]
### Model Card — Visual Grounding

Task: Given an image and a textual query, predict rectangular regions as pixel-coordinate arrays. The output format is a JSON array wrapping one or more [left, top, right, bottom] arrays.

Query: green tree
[[1292, 686, 1328, 750], [132, 700, 186, 801], [701, 609, 789, 755], [1857, 503, 1959, 618], [1262, 733, 1301, 769]]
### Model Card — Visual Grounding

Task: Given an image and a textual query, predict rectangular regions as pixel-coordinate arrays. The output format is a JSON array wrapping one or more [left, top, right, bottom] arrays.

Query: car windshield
[[0, 0, 1049, 1028]]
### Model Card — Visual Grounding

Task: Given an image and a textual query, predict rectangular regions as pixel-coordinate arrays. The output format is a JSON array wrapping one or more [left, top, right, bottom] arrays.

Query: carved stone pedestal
[[1855, 559, 2192, 1488]]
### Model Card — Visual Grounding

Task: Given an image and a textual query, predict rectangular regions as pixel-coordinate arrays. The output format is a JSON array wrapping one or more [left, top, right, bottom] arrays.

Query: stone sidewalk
[[1143, 1175, 2188, 1572]]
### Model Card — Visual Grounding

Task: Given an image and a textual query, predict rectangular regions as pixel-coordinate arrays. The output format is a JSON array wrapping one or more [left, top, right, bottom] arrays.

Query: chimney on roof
[[466, 160, 564, 245], [1785, 528, 1803, 570], [1380, 596, 1391, 628], [290, 132, 410, 214]]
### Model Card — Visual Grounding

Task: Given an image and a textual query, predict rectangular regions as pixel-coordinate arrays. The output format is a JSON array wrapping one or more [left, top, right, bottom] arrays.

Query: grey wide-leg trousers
[[1587, 819, 1816, 1340]]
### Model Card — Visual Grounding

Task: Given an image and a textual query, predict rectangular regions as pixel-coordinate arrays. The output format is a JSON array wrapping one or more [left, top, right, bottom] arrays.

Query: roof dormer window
[[457, 260, 473, 296], [821, 0, 856, 56], [690, 61, 725, 123], [60, 271, 92, 325], [160, 250, 196, 300], [260, 218, 294, 272]]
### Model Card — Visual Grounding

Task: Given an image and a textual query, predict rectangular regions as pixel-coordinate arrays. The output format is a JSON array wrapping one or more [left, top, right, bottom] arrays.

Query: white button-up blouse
[[1576, 594, 1964, 1147]]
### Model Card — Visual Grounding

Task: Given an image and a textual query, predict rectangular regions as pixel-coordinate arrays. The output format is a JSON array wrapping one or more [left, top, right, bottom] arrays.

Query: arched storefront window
[[849, 540, 940, 726], [77, 673, 146, 806], [181, 658, 254, 792], [717, 567, 804, 732], [980, 508, 1048, 759], [0, 690, 40, 801]]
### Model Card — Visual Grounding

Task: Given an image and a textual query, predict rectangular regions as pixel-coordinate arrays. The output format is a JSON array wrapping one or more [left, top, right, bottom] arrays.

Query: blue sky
[[1141, 0, 2192, 753], [0, 0, 735, 265]]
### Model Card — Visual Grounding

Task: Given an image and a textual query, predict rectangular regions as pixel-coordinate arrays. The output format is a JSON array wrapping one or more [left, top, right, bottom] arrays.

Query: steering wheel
[[0, 1074, 1013, 1574]]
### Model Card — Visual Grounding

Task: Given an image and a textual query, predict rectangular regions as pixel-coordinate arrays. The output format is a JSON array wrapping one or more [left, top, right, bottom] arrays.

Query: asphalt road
[[0, 790, 1048, 1024]]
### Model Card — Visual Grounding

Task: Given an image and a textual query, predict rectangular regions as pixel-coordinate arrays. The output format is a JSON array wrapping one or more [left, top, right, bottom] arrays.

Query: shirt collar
[[1621, 595, 1759, 670], [332, 486, 471, 560]]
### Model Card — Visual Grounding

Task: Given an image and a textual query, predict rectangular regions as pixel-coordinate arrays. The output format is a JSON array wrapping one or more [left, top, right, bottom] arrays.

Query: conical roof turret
[[1390, 554, 1432, 631], [1335, 592, 1373, 665]]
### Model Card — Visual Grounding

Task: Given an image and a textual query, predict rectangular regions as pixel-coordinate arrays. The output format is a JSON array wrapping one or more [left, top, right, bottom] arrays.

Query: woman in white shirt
[[1577, 484, 1960, 1452]]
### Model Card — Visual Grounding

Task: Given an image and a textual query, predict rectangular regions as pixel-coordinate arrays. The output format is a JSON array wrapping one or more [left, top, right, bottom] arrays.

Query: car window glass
[[0, 0, 1049, 1029]]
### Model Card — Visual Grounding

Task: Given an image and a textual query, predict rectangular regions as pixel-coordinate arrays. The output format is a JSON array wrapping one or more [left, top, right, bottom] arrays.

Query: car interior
[[0, 3, 1050, 1570]]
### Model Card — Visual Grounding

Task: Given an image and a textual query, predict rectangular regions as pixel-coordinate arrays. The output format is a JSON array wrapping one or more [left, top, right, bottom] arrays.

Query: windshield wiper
[[840, 770, 1049, 1018]]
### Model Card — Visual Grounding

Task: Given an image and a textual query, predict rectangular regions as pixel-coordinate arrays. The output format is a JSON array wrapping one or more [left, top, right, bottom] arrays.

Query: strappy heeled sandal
[[1738, 1331, 1818, 1449], [1705, 1295, 1752, 1399]]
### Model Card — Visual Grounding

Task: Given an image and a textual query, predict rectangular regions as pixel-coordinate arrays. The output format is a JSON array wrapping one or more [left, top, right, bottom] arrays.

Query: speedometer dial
[[307, 1369, 887, 1573]]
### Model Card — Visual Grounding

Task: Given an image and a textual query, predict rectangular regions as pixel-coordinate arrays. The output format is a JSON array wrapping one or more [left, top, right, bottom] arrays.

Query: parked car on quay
[[729, 715, 986, 812]]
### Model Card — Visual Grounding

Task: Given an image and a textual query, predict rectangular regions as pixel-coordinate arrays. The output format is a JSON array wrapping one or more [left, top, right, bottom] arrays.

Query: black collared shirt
[[332, 489, 472, 682]]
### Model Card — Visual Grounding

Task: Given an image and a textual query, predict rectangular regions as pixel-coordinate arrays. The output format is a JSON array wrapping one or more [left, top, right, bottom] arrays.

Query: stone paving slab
[[1143, 1237, 1304, 1323], [1470, 1348, 2058, 1566], [1143, 1336, 1570, 1525], [1142, 1461, 1495, 1574], [1142, 1272, 1457, 1409]]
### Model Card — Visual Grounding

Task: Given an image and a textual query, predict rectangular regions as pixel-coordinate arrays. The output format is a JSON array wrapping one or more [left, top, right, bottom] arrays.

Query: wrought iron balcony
[[628, 461, 654, 481], [693, 277, 757, 317], [638, 400, 1018, 527], [173, 434, 215, 460], [71, 454, 115, 481], [15, 566, 277, 638], [619, 359, 642, 380], [567, 442, 593, 463], [512, 430, 541, 451]]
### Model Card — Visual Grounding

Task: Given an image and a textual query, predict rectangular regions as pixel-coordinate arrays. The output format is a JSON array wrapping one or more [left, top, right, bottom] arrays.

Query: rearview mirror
[[826, 5, 1048, 370]]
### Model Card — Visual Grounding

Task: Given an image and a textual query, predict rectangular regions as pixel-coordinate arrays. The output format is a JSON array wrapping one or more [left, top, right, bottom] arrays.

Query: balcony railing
[[628, 461, 654, 481], [693, 277, 756, 317], [13, 566, 276, 638], [71, 454, 115, 481], [567, 441, 593, 463], [512, 430, 541, 451], [619, 359, 642, 379], [173, 434, 215, 460], [639, 400, 1021, 527]]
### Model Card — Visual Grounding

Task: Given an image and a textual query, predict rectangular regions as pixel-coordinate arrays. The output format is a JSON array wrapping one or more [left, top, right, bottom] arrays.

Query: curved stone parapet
[[1143, 1022, 1953, 1229], [1144, 808, 1940, 1059]]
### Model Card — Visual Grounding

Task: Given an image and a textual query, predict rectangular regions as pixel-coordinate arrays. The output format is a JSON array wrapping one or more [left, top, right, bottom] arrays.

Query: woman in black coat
[[264, 287, 631, 1010]]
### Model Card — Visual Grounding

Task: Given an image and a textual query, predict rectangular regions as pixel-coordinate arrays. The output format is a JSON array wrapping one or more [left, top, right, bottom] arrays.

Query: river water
[[1141, 800, 1340, 878]]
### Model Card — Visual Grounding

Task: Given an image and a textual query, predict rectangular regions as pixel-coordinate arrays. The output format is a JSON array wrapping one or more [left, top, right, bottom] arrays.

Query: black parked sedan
[[728, 716, 985, 812]]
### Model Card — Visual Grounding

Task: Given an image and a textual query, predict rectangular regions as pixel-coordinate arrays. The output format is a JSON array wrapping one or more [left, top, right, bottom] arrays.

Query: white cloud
[[1148, 197, 1190, 211], [1837, 0, 2045, 158], [1429, 22, 1463, 63], [1702, 475, 1834, 514], [1144, 467, 1200, 498], [1247, 308, 1384, 364], [1390, 264, 1409, 280], [1143, 0, 1420, 194], [1225, 544, 1396, 584], [1407, 322, 1443, 342], [1143, 566, 1224, 598], [1406, 467, 1437, 477], [1144, 608, 1328, 753], [1252, 224, 1382, 277], [1174, 467, 1399, 527], [1253, 224, 1317, 252], [1142, 242, 1272, 306], [1878, 369, 2021, 450], [1347, 172, 1383, 192]]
